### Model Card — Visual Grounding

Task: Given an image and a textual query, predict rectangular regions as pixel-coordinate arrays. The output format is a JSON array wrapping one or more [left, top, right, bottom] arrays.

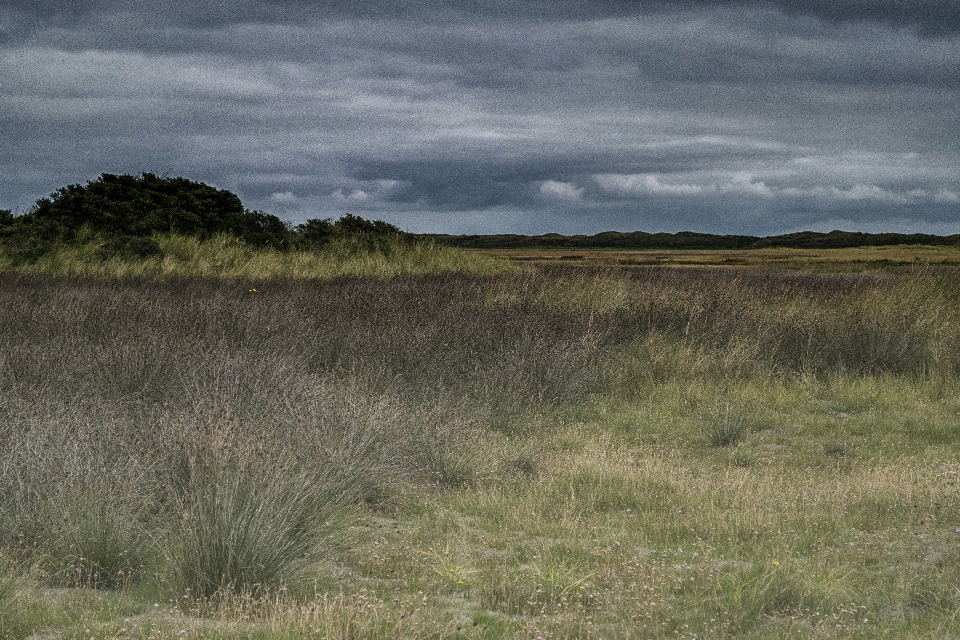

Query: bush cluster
[[0, 173, 408, 263]]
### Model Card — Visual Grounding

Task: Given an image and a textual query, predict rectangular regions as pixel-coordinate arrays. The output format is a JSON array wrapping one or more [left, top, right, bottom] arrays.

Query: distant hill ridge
[[424, 229, 960, 250]]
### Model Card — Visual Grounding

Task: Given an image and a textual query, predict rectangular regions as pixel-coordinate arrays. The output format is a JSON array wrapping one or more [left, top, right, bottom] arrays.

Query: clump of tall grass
[[413, 418, 481, 488], [704, 405, 748, 448], [39, 485, 147, 589], [162, 457, 351, 599], [281, 386, 486, 493]]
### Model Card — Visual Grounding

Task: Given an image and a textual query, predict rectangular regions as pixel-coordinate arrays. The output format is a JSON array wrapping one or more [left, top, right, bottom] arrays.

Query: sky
[[2, 1, 958, 235]]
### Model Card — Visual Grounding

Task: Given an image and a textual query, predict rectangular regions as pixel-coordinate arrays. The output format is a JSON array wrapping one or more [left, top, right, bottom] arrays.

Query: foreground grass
[[2, 264, 960, 638], [8, 376, 960, 638]]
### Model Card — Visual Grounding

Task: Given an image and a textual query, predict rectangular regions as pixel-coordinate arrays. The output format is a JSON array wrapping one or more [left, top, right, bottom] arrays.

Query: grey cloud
[[14, 10, 958, 90], [2, 0, 958, 235], [348, 157, 553, 210], [9, 0, 959, 32], [648, 0, 960, 35], [584, 11, 960, 89], [767, 0, 960, 36]]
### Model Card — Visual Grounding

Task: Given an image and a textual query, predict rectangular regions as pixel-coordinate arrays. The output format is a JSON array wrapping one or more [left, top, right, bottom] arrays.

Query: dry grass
[[477, 244, 960, 270], [0, 233, 520, 279], [2, 262, 960, 638]]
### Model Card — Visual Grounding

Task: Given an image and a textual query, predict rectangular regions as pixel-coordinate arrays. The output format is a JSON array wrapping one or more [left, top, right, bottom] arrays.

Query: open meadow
[[470, 245, 960, 270], [2, 243, 960, 639]]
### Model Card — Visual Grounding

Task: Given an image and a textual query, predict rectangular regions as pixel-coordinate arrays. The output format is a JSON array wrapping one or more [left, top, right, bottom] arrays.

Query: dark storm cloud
[[8, 0, 960, 30], [635, 0, 960, 35], [1, 0, 958, 234], [760, 0, 960, 35]]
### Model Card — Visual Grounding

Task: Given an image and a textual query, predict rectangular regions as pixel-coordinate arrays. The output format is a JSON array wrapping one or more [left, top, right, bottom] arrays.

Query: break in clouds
[[1, 0, 958, 235]]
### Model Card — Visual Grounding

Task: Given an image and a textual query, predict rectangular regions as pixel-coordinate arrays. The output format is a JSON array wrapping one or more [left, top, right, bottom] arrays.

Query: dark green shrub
[[294, 214, 410, 251], [95, 235, 165, 261], [294, 218, 336, 249], [228, 208, 291, 250], [21, 173, 291, 249], [0, 225, 61, 265], [6, 176, 415, 258], [334, 213, 403, 237]]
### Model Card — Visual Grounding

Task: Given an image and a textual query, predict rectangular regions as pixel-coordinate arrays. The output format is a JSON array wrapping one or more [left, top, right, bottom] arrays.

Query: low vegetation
[[2, 175, 960, 637], [428, 229, 960, 250], [471, 244, 960, 270], [1, 259, 959, 638]]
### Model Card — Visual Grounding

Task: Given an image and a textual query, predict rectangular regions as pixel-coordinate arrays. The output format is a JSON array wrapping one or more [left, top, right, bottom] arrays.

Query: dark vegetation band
[[3, 173, 959, 264], [426, 229, 960, 250], [0, 173, 409, 265]]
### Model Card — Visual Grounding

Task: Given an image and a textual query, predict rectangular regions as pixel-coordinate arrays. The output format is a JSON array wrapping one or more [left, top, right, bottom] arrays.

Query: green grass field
[[1, 242, 959, 638]]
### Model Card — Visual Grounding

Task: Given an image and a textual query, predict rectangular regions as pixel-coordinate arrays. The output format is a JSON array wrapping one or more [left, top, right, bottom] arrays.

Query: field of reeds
[[2, 243, 960, 639]]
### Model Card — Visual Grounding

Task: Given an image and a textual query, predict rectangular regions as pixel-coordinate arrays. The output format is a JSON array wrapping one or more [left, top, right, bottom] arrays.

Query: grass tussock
[[2, 261, 960, 637], [38, 484, 147, 590], [162, 458, 349, 599], [703, 403, 749, 448]]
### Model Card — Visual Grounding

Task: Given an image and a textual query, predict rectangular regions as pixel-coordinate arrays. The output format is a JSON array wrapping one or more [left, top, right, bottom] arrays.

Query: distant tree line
[[425, 229, 960, 250], [4, 173, 959, 264], [0, 173, 408, 263]]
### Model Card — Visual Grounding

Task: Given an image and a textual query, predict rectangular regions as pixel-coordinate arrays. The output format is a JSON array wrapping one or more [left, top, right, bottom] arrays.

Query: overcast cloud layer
[[2, 1, 958, 234]]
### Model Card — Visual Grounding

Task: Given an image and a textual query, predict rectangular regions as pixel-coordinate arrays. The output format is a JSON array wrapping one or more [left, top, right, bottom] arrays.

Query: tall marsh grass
[[2, 262, 960, 636], [163, 459, 348, 598], [603, 266, 960, 379], [39, 484, 146, 589], [0, 233, 519, 279]]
